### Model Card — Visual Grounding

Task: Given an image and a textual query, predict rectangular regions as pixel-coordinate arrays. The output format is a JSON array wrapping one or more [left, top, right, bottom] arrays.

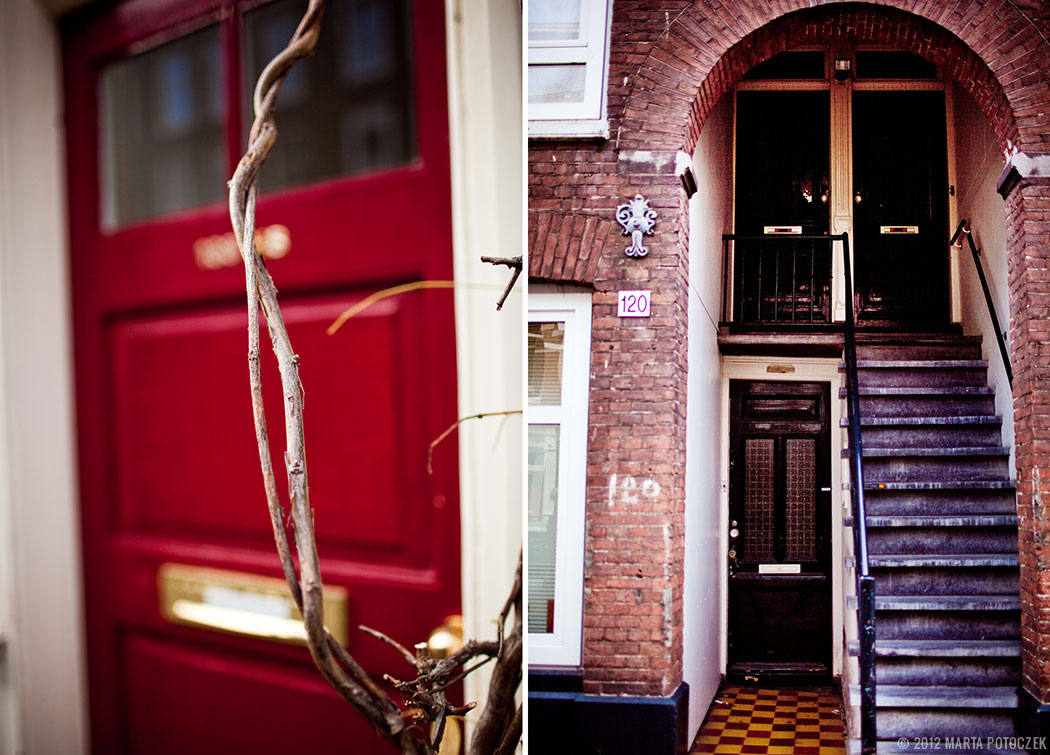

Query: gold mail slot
[[880, 225, 919, 234], [158, 563, 349, 646], [763, 225, 802, 235]]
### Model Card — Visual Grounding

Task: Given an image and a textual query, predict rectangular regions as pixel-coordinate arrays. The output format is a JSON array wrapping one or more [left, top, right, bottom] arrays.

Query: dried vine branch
[[227, 1, 521, 752], [480, 255, 522, 311]]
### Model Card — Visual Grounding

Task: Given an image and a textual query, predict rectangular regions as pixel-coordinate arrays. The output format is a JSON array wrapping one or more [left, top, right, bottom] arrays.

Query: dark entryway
[[728, 381, 832, 676], [852, 90, 950, 325]]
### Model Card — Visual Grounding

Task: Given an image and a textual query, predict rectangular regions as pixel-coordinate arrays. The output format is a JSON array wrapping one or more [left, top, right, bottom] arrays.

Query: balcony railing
[[721, 233, 842, 325]]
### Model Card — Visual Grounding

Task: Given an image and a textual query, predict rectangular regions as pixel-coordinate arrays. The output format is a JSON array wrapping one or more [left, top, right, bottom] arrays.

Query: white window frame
[[528, 292, 591, 667], [527, 0, 612, 138]]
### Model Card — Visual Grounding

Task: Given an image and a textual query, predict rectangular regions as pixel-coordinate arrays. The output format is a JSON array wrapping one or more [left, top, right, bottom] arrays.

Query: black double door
[[728, 381, 831, 675], [735, 89, 950, 326]]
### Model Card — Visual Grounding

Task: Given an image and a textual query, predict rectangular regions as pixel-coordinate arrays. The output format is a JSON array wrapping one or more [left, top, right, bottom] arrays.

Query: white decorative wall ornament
[[616, 194, 657, 257]]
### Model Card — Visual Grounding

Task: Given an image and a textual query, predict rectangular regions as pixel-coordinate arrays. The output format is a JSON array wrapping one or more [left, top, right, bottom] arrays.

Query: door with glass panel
[[727, 381, 831, 676], [63, 1, 457, 751]]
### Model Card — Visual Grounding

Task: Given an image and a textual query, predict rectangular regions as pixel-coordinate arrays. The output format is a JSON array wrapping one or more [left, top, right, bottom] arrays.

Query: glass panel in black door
[[852, 91, 949, 324], [734, 91, 831, 323], [728, 381, 831, 676]]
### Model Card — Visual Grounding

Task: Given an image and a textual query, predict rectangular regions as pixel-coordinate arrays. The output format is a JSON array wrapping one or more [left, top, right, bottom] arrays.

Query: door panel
[[728, 381, 831, 674], [734, 91, 832, 323], [63, 1, 458, 752], [853, 90, 949, 324]]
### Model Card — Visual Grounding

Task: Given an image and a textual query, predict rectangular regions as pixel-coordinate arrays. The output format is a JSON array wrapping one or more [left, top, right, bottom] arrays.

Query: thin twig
[[427, 410, 522, 475], [481, 255, 522, 311], [326, 280, 503, 336]]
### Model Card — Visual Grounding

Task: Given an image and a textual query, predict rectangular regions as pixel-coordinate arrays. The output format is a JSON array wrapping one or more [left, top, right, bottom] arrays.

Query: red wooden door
[[62, 1, 460, 752]]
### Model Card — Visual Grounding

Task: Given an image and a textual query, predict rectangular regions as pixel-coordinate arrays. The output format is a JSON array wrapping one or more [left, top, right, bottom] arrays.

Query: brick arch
[[612, 0, 1047, 156]]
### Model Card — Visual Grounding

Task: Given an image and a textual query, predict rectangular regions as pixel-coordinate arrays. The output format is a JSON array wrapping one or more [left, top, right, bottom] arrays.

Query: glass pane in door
[[243, 0, 416, 193], [100, 25, 224, 227]]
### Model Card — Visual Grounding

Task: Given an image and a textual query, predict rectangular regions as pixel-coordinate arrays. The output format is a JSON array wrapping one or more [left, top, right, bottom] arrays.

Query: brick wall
[[1007, 176, 1050, 702], [529, 0, 1050, 701]]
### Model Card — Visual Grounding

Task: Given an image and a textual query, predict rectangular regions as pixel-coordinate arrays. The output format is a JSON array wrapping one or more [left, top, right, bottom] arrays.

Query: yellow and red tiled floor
[[689, 686, 848, 754]]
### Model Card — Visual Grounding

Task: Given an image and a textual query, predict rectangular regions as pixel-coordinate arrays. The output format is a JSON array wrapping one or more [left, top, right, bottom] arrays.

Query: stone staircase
[[842, 332, 1021, 753]]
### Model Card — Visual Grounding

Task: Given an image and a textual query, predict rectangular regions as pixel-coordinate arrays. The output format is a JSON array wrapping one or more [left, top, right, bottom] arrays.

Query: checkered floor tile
[[689, 686, 847, 754]]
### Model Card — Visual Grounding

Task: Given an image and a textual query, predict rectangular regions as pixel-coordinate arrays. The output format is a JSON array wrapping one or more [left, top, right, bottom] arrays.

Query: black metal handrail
[[951, 220, 1013, 387], [721, 234, 835, 324], [841, 232, 877, 754]]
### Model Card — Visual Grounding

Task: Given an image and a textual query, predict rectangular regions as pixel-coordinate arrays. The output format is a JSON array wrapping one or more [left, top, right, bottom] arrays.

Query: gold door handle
[[427, 614, 463, 660]]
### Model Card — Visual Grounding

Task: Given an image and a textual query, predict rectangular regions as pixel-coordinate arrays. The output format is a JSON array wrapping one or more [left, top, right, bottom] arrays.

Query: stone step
[[868, 554, 1018, 568], [846, 362, 989, 387], [868, 526, 1018, 555], [852, 447, 1010, 458], [856, 395, 996, 417], [845, 360, 989, 369], [875, 685, 1017, 709], [855, 341, 983, 360], [849, 594, 1020, 611], [847, 639, 1021, 657], [875, 609, 1019, 641], [870, 565, 1018, 597], [851, 742, 1025, 755], [862, 480, 1014, 491], [859, 423, 1005, 448], [862, 455, 1011, 484], [842, 386, 995, 397], [866, 515, 1016, 527], [863, 487, 1018, 516], [844, 415, 1002, 427], [847, 687, 1019, 740]]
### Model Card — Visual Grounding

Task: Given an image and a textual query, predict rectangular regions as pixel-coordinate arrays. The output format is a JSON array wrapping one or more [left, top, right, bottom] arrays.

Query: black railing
[[841, 232, 877, 754], [951, 220, 1013, 387], [721, 234, 836, 324]]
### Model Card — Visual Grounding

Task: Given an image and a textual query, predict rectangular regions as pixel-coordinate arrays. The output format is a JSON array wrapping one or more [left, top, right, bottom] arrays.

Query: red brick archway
[[529, 0, 1050, 722], [612, 1, 1045, 155]]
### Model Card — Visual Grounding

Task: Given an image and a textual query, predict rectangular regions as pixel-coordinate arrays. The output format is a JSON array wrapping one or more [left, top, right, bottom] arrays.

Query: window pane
[[528, 64, 586, 104], [243, 0, 417, 194], [742, 51, 825, 80], [528, 321, 564, 405], [528, 424, 560, 634], [855, 51, 937, 79], [101, 25, 224, 227], [529, 0, 582, 41]]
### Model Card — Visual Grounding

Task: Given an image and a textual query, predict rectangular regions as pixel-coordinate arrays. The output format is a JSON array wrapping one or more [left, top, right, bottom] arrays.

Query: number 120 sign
[[618, 290, 651, 317]]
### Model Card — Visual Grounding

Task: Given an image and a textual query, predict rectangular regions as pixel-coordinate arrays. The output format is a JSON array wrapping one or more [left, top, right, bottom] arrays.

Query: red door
[[62, 1, 460, 752]]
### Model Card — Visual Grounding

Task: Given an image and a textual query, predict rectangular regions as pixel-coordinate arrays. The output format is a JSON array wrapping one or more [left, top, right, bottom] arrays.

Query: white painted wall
[[444, 0, 523, 749], [0, 0, 89, 753], [951, 82, 1014, 471], [683, 96, 733, 739]]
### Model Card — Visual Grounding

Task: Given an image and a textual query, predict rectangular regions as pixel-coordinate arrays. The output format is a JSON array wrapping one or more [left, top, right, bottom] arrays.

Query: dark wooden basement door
[[728, 381, 832, 677]]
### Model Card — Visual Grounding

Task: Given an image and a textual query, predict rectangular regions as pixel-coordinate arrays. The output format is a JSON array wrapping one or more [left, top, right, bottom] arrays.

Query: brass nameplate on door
[[880, 225, 919, 234], [763, 226, 802, 235], [158, 563, 348, 646]]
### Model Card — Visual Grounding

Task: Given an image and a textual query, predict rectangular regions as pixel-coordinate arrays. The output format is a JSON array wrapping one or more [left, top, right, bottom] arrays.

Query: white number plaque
[[617, 290, 652, 318]]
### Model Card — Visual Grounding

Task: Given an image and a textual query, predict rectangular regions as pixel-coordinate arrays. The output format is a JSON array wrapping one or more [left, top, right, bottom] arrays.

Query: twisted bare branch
[[228, 3, 522, 752]]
